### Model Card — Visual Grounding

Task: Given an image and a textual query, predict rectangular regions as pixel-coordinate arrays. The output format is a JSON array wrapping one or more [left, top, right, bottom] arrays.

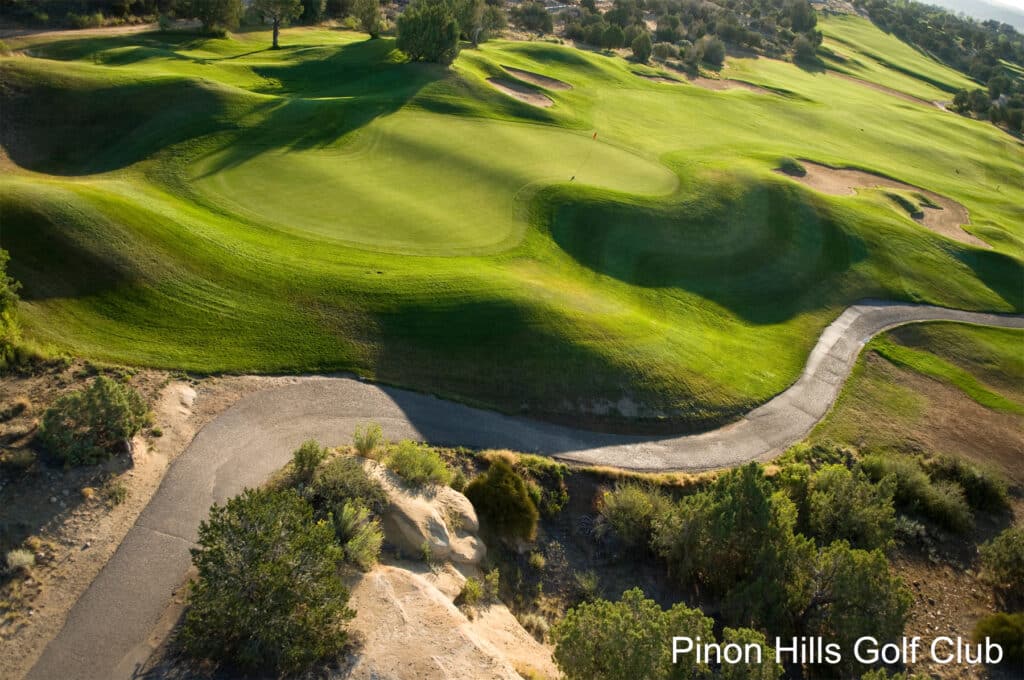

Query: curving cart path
[[24, 301, 1024, 680]]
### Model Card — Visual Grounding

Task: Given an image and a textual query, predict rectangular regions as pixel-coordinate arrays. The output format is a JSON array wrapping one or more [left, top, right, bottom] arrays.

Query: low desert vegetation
[[385, 440, 453, 488], [979, 525, 1024, 608], [352, 422, 383, 458], [38, 376, 150, 466], [972, 612, 1024, 668], [181, 487, 355, 675], [464, 457, 539, 543]]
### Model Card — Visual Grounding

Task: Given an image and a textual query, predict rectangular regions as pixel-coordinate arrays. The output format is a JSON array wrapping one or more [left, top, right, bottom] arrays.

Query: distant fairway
[[190, 113, 676, 253], [1, 19, 1021, 430]]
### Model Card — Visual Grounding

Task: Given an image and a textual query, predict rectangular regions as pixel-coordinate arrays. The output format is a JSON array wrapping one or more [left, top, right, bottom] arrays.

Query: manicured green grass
[[0, 19, 1021, 429]]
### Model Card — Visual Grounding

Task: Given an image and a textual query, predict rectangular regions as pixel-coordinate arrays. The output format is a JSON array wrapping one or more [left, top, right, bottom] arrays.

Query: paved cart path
[[25, 301, 1024, 680]]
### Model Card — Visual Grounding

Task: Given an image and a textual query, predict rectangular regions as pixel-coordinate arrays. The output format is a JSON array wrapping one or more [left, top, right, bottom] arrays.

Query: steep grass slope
[[0, 19, 1021, 430]]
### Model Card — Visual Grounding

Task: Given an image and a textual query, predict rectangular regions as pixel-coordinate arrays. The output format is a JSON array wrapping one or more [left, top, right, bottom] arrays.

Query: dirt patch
[[502, 65, 571, 90], [487, 77, 554, 107], [778, 160, 987, 248]]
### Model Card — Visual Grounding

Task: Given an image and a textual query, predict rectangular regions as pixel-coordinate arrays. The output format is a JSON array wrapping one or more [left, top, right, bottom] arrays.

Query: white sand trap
[[635, 71, 769, 93], [502, 65, 572, 90], [487, 77, 554, 107], [779, 160, 987, 248]]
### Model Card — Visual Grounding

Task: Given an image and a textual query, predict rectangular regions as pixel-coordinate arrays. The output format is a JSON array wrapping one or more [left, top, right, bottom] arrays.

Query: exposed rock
[[340, 564, 557, 680], [362, 460, 485, 565]]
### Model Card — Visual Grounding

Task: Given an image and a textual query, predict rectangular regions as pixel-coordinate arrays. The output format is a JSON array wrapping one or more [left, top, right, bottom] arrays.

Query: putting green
[[190, 112, 677, 254]]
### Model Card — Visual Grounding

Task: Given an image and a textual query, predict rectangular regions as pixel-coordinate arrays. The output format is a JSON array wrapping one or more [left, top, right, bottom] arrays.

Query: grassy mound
[[0, 21, 1021, 430]]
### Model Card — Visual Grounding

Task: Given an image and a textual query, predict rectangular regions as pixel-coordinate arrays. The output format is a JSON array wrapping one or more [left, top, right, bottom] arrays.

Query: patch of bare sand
[[487, 78, 554, 107], [634, 71, 770, 93], [778, 160, 987, 248], [502, 66, 571, 90]]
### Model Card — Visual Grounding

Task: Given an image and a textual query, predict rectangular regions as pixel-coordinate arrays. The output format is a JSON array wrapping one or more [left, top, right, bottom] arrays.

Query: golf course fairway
[[1, 18, 1021, 431]]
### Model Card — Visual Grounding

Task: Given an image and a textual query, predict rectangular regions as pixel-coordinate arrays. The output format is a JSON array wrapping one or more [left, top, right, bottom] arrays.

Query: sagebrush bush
[[859, 454, 972, 532], [926, 456, 1009, 512], [458, 577, 483, 607], [352, 422, 383, 458], [806, 465, 896, 550], [597, 483, 668, 549], [334, 502, 383, 571], [292, 439, 328, 481], [386, 441, 452, 488], [308, 454, 388, 516], [181, 488, 353, 675], [972, 612, 1024, 667], [39, 376, 149, 466], [6, 548, 34, 574], [979, 525, 1024, 606], [464, 458, 538, 542]]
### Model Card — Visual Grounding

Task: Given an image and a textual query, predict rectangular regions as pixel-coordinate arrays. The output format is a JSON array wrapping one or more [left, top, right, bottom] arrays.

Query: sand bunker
[[502, 65, 572, 90], [779, 160, 987, 248], [635, 71, 770, 93], [487, 77, 554, 107]]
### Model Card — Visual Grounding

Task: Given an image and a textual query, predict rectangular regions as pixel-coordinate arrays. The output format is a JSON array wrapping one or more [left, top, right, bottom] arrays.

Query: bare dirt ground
[[0, 366, 291, 680], [778, 160, 988, 248], [487, 77, 554, 107], [502, 66, 572, 90]]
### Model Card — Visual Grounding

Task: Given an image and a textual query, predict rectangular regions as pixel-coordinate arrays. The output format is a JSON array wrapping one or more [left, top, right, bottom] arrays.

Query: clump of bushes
[[385, 440, 452, 488], [805, 464, 896, 550], [972, 612, 1024, 667], [515, 455, 569, 518], [181, 488, 354, 675], [465, 458, 539, 542], [550, 588, 714, 680], [333, 501, 383, 571], [39, 376, 150, 466], [979, 525, 1024, 607], [308, 454, 388, 516], [925, 456, 1009, 512], [859, 454, 972, 532], [596, 482, 668, 549]]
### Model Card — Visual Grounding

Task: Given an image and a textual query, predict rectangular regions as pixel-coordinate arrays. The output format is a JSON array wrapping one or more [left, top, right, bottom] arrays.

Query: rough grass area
[[812, 322, 1024, 482], [0, 20, 1021, 430]]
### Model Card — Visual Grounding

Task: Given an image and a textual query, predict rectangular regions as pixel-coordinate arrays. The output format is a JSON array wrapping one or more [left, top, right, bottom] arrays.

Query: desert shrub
[[516, 456, 568, 517], [859, 454, 972, 532], [334, 501, 383, 570], [397, 0, 460, 65], [528, 551, 546, 571], [550, 588, 714, 680], [291, 439, 327, 481], [653, 463, 815, 633], [6, 548, 34, 574], [457, 576, 483, 606], [1, 448, 36, 472], [926, 456, 1009, 512], [39, 376, 149, 466], [386, 441, 452, 488], [573, 569, 601, 602], [631, 30, 652, 63], [307, 454, 388, 517], [103, 479, 128, 506], [510, 0, 551, 33], [449, 468, 467, 492], [596, 483, 668, 549], [718, 628, 783, 680], [518, 611, 549, 640], [778, 157, 807, 177], [806, 465, 896, 550], [353, 422, 383, 458], [464, 458, 539, 542], [979, 525, 1024, 606], [181, 488, 353, 675], [651, 41, 675, 61], [699, 35, 726, 67], [483, 567, 500, 601], [972, 612, 1024, 667]]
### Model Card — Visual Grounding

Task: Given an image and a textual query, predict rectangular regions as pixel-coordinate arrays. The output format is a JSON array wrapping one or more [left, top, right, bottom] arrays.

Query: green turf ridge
[[0, 19, 1022, 430]]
